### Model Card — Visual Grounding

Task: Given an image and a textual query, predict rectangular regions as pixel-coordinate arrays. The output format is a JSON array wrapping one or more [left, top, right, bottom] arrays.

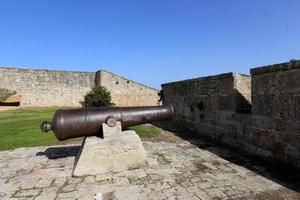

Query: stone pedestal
[[72, 122, 147, 176]]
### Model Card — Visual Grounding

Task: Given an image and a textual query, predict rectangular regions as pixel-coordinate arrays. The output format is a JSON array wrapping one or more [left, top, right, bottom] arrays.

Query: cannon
[[41, 104, 174, 141]]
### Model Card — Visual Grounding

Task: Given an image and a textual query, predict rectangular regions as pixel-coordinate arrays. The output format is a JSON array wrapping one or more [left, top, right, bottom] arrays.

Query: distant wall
[[97, 70, 159, 106], [0, 67, 95, 107], [162, 60, 300, 168], [0, 67, 159, 107]]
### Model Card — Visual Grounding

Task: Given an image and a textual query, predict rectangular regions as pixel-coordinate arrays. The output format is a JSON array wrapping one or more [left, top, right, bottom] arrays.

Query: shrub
[[80, 86, 113, 107], [158, 89, 163, 102]]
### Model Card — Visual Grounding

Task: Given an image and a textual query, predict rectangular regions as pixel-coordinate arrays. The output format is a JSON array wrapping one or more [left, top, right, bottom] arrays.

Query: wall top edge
[[0, 66, 95, 74], [250, 60, 300, 75], [161, 72, 234, 87], [97, 70, 159, 91]]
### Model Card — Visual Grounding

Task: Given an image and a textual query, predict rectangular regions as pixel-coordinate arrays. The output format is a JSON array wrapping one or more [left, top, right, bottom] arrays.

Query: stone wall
[[96, 70, 159, 106], [0, 67, 95, 107], [162, 72, 251, 142], [162, 60, 300, 168], [0, 67, 159, 107], [250, 60, 300, 168]]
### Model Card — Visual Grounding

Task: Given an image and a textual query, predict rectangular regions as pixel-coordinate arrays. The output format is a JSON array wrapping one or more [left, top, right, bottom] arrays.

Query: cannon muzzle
[[41, 104, 174, 140]]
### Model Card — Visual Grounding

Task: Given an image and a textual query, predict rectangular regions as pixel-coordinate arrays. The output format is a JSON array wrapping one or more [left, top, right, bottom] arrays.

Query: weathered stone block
[[219, 96, 234, 111], [193, 81, 210, 95], [251, 72, 277, 96], [277, 69, 300, 95], [194, 94, 208, 104], [286, 120, 300, 134], [233, 113, 251, 123], [279, 132, 300, 146], [243, 127, 267, 147], [173, 83, 188, 96], [274, 119, 286, 131], [209, 95, 219, 112], [162, 84, 175, 98], [252, 95, 274, 116], [73, 124, 147, 176], [216, 77, 234, 95], [284, 144, 300, 158], [205, 111, 218, 121], [213, 125, 230, 139], [249, 116, 274, 130], [236, 140, 257, 154], [295, 95, 300, 120], [272, 95, 297, 120], [195, 123, 214, 137]]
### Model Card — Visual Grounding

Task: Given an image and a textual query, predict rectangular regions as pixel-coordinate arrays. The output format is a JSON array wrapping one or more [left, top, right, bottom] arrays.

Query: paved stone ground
[[0, 128, 299, 200]]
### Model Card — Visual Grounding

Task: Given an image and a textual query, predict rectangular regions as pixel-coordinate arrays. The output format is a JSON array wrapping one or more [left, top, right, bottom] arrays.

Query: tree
[[80, 86, 113, 107]]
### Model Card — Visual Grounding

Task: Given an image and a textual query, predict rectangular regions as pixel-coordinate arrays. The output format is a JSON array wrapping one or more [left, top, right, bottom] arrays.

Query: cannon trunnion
[[41, 105, 174, 140]]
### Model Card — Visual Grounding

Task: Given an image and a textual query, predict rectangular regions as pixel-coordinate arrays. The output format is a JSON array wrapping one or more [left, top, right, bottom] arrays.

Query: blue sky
[[0, 0, 299, 88]]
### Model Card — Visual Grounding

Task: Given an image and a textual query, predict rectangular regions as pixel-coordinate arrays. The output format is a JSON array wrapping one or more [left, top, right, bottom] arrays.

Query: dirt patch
[[4, 93, 20, 103], [0, 106, 19, 112], [0, 93, 20, 107]]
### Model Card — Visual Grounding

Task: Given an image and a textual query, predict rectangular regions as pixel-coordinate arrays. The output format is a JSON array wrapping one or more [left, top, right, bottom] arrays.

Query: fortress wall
[[249, 60, 300, 168], [162, 73, 251, 144], [0, 67, 95, 107], [97, 70, 159, 106], [162, 60, 300, 168], [0, 67, 159, 107]]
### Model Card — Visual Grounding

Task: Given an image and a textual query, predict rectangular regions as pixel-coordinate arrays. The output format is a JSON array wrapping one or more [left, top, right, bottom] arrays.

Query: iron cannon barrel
[[41, 104, 174, 141]]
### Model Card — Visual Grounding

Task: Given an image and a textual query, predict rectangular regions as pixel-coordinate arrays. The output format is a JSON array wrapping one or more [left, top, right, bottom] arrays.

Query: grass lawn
[[0, 107, 80, 151], [129, 124, 160, 138], [0, 107, 160, 151]]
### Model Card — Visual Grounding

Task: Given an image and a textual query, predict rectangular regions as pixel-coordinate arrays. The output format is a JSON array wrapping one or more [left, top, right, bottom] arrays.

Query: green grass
[[0, 107, 160, 151], [239, 73, 251, 77], [129, 125, 160, 138], [0, 107, 82, 151]]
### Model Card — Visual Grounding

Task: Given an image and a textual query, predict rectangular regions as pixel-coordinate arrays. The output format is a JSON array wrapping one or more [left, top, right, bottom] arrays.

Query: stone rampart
[[0, 67, 159, 107], [0, 67, 95, 107], [96, 70, 159, 106], [250, 60, 300, 168], [162, 60, 300, 168]]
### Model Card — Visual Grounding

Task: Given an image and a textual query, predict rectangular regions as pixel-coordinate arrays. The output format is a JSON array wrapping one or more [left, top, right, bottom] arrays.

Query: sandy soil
[[0, 106, 19, 112]]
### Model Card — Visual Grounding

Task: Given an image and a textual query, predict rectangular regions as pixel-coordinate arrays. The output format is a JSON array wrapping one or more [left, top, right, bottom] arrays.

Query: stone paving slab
[[0, 129, 299, 200]]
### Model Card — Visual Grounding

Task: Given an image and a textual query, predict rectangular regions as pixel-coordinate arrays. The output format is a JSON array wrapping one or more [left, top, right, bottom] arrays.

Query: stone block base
[[72, 130, 147, 176]]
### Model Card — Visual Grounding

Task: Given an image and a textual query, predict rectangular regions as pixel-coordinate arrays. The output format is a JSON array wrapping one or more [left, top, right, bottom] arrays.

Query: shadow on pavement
[[152, 121, 300, 193], [36, 145, 81, 159]]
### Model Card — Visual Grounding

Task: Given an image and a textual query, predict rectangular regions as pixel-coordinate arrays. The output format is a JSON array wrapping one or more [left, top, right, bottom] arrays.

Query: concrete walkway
[[0, 129, 299, 200]]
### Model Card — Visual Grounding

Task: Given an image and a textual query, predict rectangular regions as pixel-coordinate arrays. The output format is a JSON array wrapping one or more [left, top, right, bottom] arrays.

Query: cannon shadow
[[152, 121, 300, 193], [36, 145, 81, 159]]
